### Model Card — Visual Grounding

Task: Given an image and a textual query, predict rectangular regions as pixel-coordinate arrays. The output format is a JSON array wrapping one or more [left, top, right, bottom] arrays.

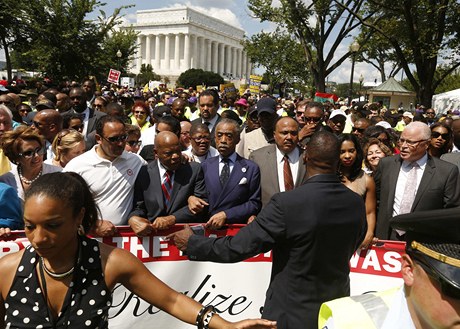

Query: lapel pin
[[242, 167, 247, 173]]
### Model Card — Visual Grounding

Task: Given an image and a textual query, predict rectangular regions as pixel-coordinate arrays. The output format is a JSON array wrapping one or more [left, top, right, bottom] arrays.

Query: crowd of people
[[0, 77, 459, 328]]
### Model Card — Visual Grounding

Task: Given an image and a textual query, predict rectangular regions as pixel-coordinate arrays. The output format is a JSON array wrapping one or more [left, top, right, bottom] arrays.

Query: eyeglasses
[[412, 254, 460, 300], [426, 112, 435, 115], [398, 138, 428, 147], [32, 121, 49, 128], [102, 134, 128, 143], [192, 136, 211, 142], [431, 132, 449, 140], [126, 140, 142, 147], [295, 111, 304, 117], [134, 111, 146, 115], [19, 147, 45, 159]]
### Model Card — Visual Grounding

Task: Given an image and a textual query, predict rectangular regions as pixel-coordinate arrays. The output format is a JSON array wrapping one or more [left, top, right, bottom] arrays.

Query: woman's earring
[[77, 224, 85, 236]]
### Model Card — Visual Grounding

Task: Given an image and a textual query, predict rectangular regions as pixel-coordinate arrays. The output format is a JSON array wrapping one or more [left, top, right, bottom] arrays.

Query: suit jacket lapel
[[267, 146, 280, 191], [152, 160, 166, 211], [387, 156, 402, 211], [295, 148, 307, 186], [168, 168, 183, 211], [218, 156, 244, 203], [412, 156, 435, 210]]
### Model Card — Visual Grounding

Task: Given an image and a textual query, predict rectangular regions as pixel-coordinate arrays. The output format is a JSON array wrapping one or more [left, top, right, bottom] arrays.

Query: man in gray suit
[[250, 116, 306, 206], [374, 121, 460, 240], [128, 131, 207, 236], [441, 118, 460, 171]]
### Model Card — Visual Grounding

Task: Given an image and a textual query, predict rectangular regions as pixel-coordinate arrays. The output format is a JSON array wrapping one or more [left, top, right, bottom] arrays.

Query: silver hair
[[405, 121, 431, 140]]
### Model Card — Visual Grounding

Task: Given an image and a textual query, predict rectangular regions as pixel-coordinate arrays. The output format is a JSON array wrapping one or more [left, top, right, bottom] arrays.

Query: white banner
[[0, 226, 405, 328]]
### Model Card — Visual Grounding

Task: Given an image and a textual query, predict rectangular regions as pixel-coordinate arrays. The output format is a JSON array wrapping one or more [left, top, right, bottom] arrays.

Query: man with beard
[[65, 116, 146, 232], [191, 89, 221, 147], [188, 119, 262, 229], [250, 117, 307, 206]]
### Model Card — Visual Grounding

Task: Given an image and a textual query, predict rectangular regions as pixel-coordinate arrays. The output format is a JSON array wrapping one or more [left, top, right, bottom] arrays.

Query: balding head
[[154, 131, 182, 171], [404, 121, 431, 140], [33, 109, 63, 141], [0, 104, 13, 136]]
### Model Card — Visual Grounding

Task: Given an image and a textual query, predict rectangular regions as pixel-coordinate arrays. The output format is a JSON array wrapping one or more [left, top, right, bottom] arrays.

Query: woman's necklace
[[18, 166, 43, 185], [40, 257, 75, 279]]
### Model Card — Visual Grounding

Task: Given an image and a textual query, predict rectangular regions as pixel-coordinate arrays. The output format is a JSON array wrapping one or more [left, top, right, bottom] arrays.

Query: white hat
[[375, 121, 392, 130], [329, 109, 347, 120], [402, 111, 414, 119]]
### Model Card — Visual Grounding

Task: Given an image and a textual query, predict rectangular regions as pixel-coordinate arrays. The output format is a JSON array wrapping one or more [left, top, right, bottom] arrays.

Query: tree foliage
[[348, 0, 460, 106], [177, 69, 224, 88], [243, 29, 311, 93], [247, 0, 372, 92], [136, 64, 161, 86], [3, 0, 136, 82]]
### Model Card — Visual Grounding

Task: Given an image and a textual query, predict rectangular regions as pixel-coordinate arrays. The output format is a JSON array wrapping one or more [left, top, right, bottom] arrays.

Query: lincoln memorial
[[130, 7, 252, 81]]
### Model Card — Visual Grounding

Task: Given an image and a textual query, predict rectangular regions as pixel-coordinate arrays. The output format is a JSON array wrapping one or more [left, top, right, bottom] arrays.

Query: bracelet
[[203, 309, 216, 329], [196, 305, 216, 329]]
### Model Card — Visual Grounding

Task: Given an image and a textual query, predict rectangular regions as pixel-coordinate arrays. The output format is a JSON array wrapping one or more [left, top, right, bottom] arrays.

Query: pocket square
[[239, 177, 248, 185]]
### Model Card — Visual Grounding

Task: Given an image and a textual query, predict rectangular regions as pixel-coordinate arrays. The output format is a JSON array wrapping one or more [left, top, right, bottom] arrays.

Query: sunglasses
[[70, 124, 84, 131], [32, 121, 49, 128], [102, 134, 128, 143], [353, 127, 366, 133], [19, 147, 45, 159], [304, 116, 322, 123], [431, 131, 449, 140], [126, 140, 142, 147], [134, 111, 146, 115]]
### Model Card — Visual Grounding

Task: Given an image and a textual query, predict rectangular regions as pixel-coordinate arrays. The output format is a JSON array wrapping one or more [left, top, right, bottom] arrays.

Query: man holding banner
[[170, 131, 367, 329]]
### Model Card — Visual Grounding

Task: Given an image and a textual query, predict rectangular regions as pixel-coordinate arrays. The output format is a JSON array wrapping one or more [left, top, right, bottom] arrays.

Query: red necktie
[[161, 170, 173, 207], [283, 154, 294, 191]]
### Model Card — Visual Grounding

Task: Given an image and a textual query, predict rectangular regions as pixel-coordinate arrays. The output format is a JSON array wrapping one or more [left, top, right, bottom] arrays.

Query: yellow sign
[[249, 75, 263, 94], [220, 83, 237, 98]]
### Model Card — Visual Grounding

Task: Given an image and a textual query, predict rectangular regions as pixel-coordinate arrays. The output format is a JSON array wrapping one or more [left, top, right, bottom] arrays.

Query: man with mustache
[[250, 116, 307, 206]]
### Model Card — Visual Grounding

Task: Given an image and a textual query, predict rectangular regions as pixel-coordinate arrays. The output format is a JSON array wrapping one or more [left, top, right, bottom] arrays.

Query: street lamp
[[116, 49, 122, 72], [348, 40, 360, 106], [359, 74, 364, 101]]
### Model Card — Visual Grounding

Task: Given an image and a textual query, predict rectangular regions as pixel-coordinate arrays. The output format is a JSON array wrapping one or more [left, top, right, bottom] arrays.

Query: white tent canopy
[[432, 88, 460, 114]]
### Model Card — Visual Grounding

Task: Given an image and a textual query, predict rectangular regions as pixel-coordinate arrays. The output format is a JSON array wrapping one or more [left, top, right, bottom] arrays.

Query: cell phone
[[190, 225, 205, 236]]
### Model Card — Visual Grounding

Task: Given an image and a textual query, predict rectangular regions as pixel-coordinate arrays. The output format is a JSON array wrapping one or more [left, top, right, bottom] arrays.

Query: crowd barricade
[[0, 225, 404, 328]]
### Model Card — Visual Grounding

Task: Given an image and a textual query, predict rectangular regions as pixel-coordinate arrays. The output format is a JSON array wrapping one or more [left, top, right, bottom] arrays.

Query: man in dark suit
[[128, 131, 207, 236], [374, 121, 460, 240], [170, 131, 367, 329], [250, 116, 307, 207], [188, 118, 262, 229], [65, 87, 106, 139], [191, 89, 221, 147]]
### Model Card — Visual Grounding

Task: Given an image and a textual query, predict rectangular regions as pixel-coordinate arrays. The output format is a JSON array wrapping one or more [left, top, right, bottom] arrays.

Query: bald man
[[32, 109, 63, 160], [128, 131, 207, 236]]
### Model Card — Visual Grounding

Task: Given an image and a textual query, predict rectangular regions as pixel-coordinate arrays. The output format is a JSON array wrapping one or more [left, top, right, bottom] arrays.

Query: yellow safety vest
[[318, 287, 400, 329]]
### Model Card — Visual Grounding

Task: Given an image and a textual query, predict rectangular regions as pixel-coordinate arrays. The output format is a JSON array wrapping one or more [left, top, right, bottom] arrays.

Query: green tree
[[243, 29, 311, 94], [4, 0, 134, 82], [177, 69, 224, 88], [248, 0, 372, 92], [136, 64, 161, 86], [348, 0, 460, 107]]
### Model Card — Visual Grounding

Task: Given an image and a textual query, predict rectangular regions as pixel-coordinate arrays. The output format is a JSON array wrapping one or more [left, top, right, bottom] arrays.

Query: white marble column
[[232, 47, 237, 77], [242, 51, 247, 79], [136, 35, 143, 70], [192, 35, 198, 68], [237, 49, 242, 78], [200, 37, 205, 69], [219, 43, 225, 75], [155, 34, 161, 71], [206, 40, 212, 71], [174, 34, 180, 71], [145, 35, 152, 68], [212, 41, 218, 73], [184, 34, 190, 70], [164, 34, 170, 71], [226, 46, 232, 76]]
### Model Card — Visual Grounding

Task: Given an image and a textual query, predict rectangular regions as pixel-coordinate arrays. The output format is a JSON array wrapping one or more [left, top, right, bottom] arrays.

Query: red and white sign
[[0, 226, 404, 328], [107, 69, 121, 85]]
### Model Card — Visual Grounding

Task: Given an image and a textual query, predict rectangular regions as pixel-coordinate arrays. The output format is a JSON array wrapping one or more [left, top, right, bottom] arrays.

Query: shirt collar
[[219, 152, 237, 163]]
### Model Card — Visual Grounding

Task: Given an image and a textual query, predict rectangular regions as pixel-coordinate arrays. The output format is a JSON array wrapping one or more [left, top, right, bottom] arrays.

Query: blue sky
[[1, 1, 383, 84]]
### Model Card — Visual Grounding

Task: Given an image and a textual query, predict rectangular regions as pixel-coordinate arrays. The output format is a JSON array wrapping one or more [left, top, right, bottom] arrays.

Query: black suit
[[64, 108, 106, 138], [187, 174, 366, 329], [129, 160, 207, 223], [374, 154, 460, 240], [191, 114, 221, 147]]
